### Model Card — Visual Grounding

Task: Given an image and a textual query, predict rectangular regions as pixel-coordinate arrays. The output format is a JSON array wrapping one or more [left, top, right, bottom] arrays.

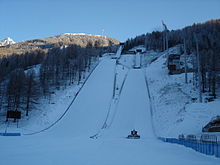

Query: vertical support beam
[[166, 30, 168, 50], [162, 20, 169, 66], [184, 39, 188, 84], [162, 20, 169, 51], [194, 33, 202, 103]]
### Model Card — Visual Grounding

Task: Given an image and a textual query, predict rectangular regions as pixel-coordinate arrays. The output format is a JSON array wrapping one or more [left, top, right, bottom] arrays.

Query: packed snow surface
[[0, 54, 219, 164]]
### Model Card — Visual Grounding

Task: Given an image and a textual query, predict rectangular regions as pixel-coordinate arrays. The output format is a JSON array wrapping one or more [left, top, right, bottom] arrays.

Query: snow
[[174, 101, 220, 137], [44, 58, 116, 137], [60, 45, 68, 50], [0, 47, 219, 164], [99, 69, 155, 139], [129, 45, 146, 52], [0, 61, 99, 135], [24, 64, 41, 74], [115, 45, 123, 58], [57, 33, 105, 38], [0, 37, 15, 46], [145, 47, 220, 139], [134, 52, 141, 68]]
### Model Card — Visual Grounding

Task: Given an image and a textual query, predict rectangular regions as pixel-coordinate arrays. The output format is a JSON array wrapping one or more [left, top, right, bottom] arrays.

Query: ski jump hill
[[0, 52, 219, 165]]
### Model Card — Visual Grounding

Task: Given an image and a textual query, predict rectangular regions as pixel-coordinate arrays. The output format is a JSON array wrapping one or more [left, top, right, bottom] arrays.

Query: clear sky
[[0, 0, 219, 42]]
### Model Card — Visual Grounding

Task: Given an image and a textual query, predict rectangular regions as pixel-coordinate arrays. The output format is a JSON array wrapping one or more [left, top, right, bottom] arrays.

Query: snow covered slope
[[100, 69, 155, 139], [146, 50, 220, 138], [0, 55, 219, 165], [45, 58, 116, 137]]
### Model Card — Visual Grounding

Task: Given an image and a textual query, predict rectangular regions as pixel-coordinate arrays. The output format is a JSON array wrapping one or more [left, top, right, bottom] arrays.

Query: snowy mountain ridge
[[58, 33, 104, 38], [0, 37, 16, 46], [0, 33, 119, 56]]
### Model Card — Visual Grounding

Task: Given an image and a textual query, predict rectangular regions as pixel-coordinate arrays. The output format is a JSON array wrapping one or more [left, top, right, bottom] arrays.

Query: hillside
[[0, 52, 219, 165], [145, 46, 220, 137], [0, 33, 119, 125], [123, 19, 220, 54], [0, 33, 120, 57]]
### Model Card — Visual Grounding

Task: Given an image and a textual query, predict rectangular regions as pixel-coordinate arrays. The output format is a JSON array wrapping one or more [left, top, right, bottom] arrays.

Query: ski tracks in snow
[[90, 63, 130, 139]]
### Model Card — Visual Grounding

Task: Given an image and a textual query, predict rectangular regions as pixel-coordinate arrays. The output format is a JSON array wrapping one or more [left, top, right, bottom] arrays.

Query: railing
[[0, 133, 21, 136], [158, 136, 220, 158]]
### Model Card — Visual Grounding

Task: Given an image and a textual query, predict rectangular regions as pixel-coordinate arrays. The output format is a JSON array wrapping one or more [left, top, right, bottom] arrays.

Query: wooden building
[[167, 54, 182, 74]]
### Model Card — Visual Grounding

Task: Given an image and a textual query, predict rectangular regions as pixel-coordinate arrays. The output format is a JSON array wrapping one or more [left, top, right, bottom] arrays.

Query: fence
[[0, 133, 21, 136], [158, 136, 220, 158]]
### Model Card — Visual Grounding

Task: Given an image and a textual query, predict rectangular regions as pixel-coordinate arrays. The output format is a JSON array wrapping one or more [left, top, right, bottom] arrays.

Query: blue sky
[[0, 0, 219, 42]]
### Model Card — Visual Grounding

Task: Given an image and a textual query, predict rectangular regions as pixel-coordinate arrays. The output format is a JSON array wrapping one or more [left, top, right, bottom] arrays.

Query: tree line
[[123, 19, 220, 98], [0, 44, 106, 119]]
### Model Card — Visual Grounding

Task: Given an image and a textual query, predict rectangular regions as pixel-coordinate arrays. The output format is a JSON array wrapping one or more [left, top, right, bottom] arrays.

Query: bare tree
[[7, 69, 25, 111], [24, 70, 38, 116]]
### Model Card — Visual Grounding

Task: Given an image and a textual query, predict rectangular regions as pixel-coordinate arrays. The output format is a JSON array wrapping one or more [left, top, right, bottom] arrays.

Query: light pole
[[184, 38, 188, 84], [162, 20, 169, 51], [162, 21, 169, 67], [194, 33, 202, 103]]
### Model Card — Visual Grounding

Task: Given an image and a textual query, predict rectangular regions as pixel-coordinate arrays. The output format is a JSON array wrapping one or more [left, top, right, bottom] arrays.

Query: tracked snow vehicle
[[127, 129, 140, 139]]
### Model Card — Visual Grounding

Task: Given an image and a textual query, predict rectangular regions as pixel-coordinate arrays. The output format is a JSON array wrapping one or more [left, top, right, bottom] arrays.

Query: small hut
[[167, 54, 181, 74]]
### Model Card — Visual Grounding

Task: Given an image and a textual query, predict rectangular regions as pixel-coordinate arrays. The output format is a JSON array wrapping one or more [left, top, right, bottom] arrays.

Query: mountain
[[0, 33, 119, 57], [0, 37, 16, 47]]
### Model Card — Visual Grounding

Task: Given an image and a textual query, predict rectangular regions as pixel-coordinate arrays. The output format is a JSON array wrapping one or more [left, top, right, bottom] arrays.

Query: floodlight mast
[[102, 29, 106, 39], [184, 38, 188, 84], [162, 20, 168, 51], [162, 20, 169, 66], [194, 33, 202, 103]]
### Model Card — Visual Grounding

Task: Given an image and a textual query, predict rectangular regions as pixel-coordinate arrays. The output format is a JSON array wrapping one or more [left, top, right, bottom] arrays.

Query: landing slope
[[0, 57, 219, 165], [45, 57, 116, 137], [102, 69, 154, 139]]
